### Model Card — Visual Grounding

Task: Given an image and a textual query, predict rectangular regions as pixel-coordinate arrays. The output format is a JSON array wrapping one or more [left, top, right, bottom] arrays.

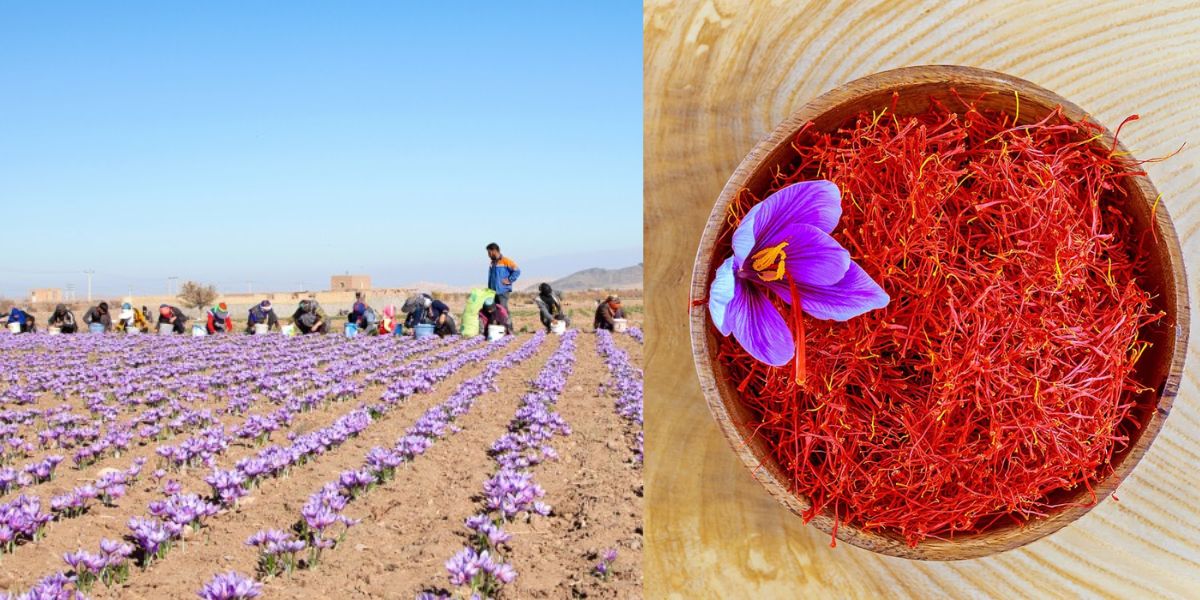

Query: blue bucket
[[414, 324, 435, 339], [89, 323, 105, 334], [344, 322, 358, 338], [393, 323, 404, 336]]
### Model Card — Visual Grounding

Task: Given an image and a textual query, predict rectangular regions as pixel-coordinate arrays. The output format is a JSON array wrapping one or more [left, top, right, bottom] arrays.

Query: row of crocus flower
[[1, 337, 458, 561], [595, 330, 644, 463], [0, 334, 381, 499], [431, 331, 579, 599], [200, 334, 549, 599], [1, 336, 472, 598], [627, 326, 644, 344]]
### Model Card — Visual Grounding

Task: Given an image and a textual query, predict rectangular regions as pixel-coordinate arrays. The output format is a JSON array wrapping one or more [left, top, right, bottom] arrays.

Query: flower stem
[[788, 277, 806, 387]]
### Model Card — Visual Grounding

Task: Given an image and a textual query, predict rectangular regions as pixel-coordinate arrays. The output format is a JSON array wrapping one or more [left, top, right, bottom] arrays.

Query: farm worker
[[115, 302, 148, 333], [535, 283, 570, 332], [245, 300, 279, 333], [82, 302, 112, 332], [379, 305, 399, 335], [593, 296, 626, 332], [424, 296, 457, 337], [478, 297, 510, 336], [485, 242, 520, 333], [2, 307, 35, 333], [47, 305, 78, 334], [206, 303, 233, 334], [349, 300, 378, 335], [158, 304, 188, 334], [293, 300, 328, 334], [402, 294, 433, 329]]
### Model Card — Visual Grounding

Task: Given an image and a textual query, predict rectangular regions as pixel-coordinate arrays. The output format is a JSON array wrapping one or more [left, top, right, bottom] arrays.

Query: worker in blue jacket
[[2, 307, 35, 333], [486, 242, 520, 333]]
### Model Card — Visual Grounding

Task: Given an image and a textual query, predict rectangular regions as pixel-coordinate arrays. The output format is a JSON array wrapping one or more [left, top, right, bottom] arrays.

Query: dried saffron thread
[[711, 93, 1167, 546]]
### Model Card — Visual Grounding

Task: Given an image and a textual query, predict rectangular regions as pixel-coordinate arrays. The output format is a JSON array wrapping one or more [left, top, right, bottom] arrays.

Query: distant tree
[[178, 281, 218, 312]]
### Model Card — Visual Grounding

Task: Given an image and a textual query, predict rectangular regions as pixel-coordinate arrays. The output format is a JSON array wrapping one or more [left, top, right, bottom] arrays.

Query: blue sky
[[0, 2, 641, 298]]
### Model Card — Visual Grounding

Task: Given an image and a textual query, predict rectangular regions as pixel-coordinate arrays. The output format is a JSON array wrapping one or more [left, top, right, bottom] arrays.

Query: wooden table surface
[[643, 1, 1200, 598]]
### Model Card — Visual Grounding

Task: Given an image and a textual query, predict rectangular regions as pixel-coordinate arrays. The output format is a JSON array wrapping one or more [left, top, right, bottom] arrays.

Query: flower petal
[[708, 257, 738, 336], [731, 211, 757, 262], [798, 261, 890, 321], [753, 180, 843, 238], [728, 283, 794, 366], [780, 223, 852, 286]]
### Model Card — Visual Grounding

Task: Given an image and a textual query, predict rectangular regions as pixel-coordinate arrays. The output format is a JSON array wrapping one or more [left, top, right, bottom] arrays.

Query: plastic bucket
[[344, 323, 358, 338], [159, 323, 174, 335], [254, 323, 269, 335], [613, 318, 629, 333], [487, 325, 506, 341], [7, 322, 20, 334], [89, 323, 106, 334], [551, 321, 566, 335], [393, 323, 404, 336], [282, 324, 295, 337], [48, 327, 62, 336], [191, 324, 207, 337], [414, 324, 436, 339], [127, 327, 140, 335]]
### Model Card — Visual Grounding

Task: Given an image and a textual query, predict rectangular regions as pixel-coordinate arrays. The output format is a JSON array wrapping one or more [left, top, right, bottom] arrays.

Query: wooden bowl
[[688, 65, 1190, 560]]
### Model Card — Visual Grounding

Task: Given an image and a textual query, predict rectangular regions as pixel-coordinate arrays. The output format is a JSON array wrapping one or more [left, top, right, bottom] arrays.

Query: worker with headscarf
[[206, 302, 233, 334], [47, 304, 78, 334], [115, 302, 149, 333], [478, 297, 510, 336], [534, 283, 570, 332], [82, 302, 112, 332], [593, 295, 626, 331], [292, 299, 328, 334], [379, 305, 399, 335], [158, 304, 188, 334], [246, 300, 279, 333], [349, 299, 378, 335], [2, 307, 35, 333]]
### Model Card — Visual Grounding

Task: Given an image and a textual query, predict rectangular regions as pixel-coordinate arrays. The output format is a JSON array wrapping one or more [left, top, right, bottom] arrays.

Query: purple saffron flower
[[708, 180, 889, 366], [197, 570, 261, 600]]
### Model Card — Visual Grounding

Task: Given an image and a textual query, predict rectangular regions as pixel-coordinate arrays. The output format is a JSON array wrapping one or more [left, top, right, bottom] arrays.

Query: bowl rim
[[687, 64, 1191, 560]]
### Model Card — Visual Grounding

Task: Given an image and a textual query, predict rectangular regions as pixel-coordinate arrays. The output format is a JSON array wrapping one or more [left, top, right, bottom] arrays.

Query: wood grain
[[645, 1, 1200, 597]]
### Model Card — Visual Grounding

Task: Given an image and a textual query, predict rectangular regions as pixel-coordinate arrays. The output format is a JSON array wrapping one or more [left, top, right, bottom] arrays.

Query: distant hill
[[522, 264, 643, 291]]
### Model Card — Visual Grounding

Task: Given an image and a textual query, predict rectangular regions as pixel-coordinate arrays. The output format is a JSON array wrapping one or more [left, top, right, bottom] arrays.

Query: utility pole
[[65, 284, 75, 302], [83, 270, 95, 302], [168, 276, 179, 296]]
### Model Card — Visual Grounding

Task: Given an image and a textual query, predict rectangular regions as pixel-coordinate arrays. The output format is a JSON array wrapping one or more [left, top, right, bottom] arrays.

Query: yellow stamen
[[750, 242, 788, 282]]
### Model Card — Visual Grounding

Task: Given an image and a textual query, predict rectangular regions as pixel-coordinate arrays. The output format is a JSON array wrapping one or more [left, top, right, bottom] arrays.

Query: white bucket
[[551, 321, 566, 335], [191, 324, 207, 337], [487, 325, 506, 341], [613, 318, 629, 333], [282, 324, 296, 337], [49, 327, 62, 336], [254, 323, 269, 335], [127, 327, 140, 335], [159, 323, 174, 335]]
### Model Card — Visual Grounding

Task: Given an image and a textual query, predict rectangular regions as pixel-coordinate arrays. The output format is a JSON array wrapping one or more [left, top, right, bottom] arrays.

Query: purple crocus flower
[[709, 180, 889, 368], [197, 570, 261, 600]]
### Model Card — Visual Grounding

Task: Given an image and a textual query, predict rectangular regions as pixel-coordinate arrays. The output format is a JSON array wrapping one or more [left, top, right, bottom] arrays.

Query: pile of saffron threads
[[712, 94, 1167, 547]]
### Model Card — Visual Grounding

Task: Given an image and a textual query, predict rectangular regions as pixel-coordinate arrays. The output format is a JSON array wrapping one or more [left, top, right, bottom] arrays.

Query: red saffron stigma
[[789, 277, 806, 387], [708, 94, 1167, 547]]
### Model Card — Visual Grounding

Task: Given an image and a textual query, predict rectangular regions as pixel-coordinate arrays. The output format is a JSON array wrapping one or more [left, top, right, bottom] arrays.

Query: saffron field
[[0, 328, 643, 599]]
